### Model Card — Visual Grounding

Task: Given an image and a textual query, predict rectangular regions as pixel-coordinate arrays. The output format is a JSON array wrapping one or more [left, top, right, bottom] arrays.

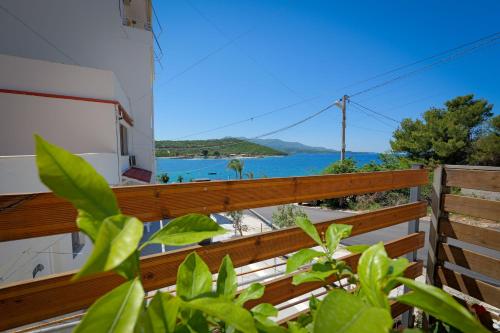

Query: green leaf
[[286, 248, 325, 273], [396, 277, 489, 333], [295, 217, 322, 246], [382, 257, 410, 293], [325, 224, 352, 254], [292, 268, 336, 285], [75, 278, 144, 333], [184, 297, 257, 333], [236, 283, 265, 306], [74, 215, 143, 280], [251, 303, 278, 318], [357, 242, 390, 309], [146, 292, 180, 333], [314, 289, 392, 333], [345, 244, 370, 254], [176, 252, 212, 300], [35, 134, 119, 221], [76, 210, 100, 242], [216, 255, 237, 299], [143, 214, 226, 248], [287, 321, 309, 333]]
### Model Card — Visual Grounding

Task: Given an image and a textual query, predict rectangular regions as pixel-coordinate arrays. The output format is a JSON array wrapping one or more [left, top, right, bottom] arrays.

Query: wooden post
[[341, 95, 347, 161], [402, 164, 423, 327], [427, 165, 448, 286]]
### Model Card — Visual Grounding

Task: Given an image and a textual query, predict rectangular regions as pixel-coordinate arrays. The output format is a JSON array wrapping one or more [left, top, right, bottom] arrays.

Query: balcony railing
[[0, 168, 430, 330]]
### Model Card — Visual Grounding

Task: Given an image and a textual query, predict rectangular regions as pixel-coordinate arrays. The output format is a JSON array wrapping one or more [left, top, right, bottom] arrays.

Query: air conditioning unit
[[129, 155, 136, 167]]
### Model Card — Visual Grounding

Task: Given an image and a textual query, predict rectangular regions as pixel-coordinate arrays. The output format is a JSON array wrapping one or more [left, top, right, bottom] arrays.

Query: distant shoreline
[[156, 154, 286, 160]]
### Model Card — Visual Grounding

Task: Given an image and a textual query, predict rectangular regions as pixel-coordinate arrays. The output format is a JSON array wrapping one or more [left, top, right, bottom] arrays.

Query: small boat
[[208, 172, 217, 175]]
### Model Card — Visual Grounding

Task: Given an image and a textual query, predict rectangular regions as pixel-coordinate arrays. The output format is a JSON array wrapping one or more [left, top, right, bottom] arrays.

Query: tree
[[201, 149, 209, 158], [177, 175, 184, 183], [158, 173, 169, 184], [469, 115, 500, 166], [214, 151, 221, 158], [245, 171, 254, 179], [322, 158, 357, 175], [390, 95, 494, 165], [227, 159, 244, 179], [227, 210, 246, 236], [272, 205, 308, 228]]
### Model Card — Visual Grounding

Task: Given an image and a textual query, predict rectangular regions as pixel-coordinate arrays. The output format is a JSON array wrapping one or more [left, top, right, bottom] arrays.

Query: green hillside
[[155, 138, 287, 158]]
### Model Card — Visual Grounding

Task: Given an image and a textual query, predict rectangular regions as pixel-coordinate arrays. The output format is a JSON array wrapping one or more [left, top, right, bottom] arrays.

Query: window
[[120, 124, 129, 156], [71, 232, 85, 259]]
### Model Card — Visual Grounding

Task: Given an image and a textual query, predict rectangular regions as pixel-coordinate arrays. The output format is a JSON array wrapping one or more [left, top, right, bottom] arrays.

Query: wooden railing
[[0, 169, 429, 331], [427, 165, 500, 311]]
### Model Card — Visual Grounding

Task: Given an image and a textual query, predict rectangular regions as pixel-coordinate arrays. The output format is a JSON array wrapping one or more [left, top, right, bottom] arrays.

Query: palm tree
[[227, 159, 244, 179], [245, 171, 254, 179]]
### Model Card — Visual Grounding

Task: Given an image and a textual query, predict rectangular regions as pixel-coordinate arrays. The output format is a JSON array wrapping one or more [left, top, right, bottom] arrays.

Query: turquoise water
[[156, 152, 380, 182]]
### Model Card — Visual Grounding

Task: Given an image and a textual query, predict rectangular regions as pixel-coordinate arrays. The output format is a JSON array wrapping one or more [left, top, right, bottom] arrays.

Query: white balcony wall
[[0, 0, 155, 174], [0, 153, 121, 194]]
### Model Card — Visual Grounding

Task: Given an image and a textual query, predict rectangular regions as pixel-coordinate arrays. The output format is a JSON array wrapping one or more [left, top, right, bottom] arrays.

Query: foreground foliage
[[34, 135, 488, 332]]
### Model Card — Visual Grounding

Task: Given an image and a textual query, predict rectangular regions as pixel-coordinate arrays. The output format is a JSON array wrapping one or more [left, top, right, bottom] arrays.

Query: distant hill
[[247, 138, 336, 154], [155, 138, 286, 158]]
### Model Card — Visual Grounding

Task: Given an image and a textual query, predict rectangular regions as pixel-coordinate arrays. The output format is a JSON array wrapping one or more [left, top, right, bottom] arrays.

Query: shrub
[[272, 204, 308, 228]]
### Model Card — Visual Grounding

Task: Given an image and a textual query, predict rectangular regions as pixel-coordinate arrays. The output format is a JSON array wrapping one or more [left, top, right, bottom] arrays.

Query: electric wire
[[0, 4, 80, 66], [348, 34, 499, 98], [339, 32, 500, 93], [349, 100, 400, 123]]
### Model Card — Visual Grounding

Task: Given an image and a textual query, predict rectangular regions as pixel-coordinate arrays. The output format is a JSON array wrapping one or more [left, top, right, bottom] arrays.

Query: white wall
[[0, 0, 155, 173], [0, 153, 121, 194]]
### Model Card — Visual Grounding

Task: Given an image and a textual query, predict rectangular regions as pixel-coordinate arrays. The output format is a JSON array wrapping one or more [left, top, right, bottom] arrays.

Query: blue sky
[[152, 0, 499, 152]]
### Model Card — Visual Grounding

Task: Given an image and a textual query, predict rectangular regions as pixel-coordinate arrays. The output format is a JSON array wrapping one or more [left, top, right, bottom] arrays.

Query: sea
[[156, 152, 380, 182]]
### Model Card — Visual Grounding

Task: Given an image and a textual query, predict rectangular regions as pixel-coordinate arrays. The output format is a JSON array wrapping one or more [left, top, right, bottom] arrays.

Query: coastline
[[156, 154, 287, 160]]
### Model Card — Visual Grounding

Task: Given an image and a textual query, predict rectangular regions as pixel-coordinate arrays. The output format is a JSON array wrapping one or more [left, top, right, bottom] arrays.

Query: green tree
[[227, 159, 244, 179], [322, 158, 357, 175], [158, 173, 170, 184], [272, 205, 308, 228], [214, 151, 221, 158], [201, 149, 209, 158], [227, 210, 246, 236], [469, 115, 500, 166], [391, 95, 494, 165]]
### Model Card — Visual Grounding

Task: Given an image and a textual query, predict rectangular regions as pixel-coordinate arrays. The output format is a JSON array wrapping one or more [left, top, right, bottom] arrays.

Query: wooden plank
[[444, 194, 500, 222], [0, 169, 428, 241], [438, 243, 500, 281], [445, 168, 500, 192], [245, 238, 424, 309], [278, 301, 412, 326], [0, 214, 425, 331], [437, 266, 500, 308], [427, 165, 448, 286], [440, 219, 500, 251]]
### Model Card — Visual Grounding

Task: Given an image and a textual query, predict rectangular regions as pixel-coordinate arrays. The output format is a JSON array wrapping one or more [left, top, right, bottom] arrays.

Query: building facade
[[0, 0, 156, 284]]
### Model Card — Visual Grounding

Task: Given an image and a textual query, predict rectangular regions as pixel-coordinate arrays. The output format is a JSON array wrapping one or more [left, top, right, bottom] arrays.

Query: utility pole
[[340, 95, 348, 161]]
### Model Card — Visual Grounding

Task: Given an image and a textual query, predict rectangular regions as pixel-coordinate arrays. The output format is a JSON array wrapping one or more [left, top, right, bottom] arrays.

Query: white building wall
[[0, 0, 155, 173]]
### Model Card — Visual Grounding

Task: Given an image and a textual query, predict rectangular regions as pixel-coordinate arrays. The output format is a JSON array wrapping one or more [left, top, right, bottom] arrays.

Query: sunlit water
[[156, 152, 380, 182]]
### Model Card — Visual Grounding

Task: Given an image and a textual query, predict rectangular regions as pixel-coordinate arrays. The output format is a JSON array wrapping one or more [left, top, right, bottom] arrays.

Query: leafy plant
[[272, 204, 308, 229], [33, 135, 489, 333], [286, 217, 361, 286]]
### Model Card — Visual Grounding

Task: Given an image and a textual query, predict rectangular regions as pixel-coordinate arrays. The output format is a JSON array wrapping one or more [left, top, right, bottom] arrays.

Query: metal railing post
[[402, 163, 423, 328]]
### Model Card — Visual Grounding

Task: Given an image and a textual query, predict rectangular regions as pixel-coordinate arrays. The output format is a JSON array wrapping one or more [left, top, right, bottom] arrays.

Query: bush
[[272, 204, 308, 228]]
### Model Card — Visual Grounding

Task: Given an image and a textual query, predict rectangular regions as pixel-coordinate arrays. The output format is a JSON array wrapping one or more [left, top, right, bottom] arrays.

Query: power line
[[349, 103, 396, 129], [159, 101, 337, 151], [349, 100, 400, 123], [0, 4, 80, 65], [174, 95, 322, 140], [339, 32, 500, 93], [132, 26, 255, 103], [349, 33, 499, 98]]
